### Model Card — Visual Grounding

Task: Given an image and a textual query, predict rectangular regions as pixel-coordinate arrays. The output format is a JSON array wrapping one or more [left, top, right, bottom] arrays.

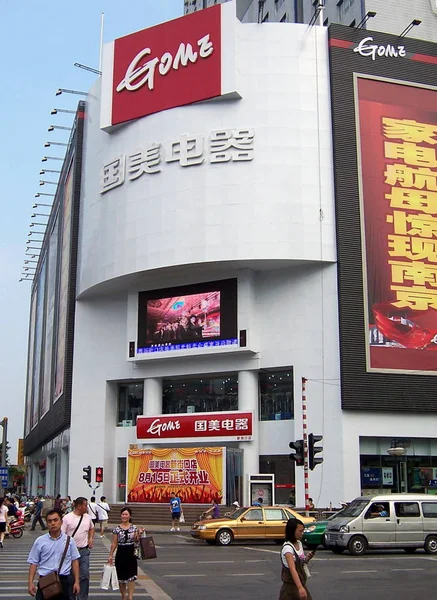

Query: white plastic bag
[[110, 565, 119, 591], [100, 564, 112, 590], [179, 512, 185, 524]]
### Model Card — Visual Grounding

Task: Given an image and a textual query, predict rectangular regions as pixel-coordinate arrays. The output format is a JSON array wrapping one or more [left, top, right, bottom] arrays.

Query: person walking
[[108, 507, 144, 600], [27, 509, 80, 599], [87, 496, 99, 525], [54, 494, 63, 512], [61, 497, 94, 600], [30, 496, 47, 532], [169, 492, 182, 532], [279, 518, 315, 600], [97, 496, 110, 537], [0, 497, 9, 548]]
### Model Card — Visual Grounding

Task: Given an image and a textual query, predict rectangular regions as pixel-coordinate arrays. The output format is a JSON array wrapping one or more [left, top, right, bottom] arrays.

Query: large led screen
[[357, 77, 437, 374], [137, 279, 237, 353]]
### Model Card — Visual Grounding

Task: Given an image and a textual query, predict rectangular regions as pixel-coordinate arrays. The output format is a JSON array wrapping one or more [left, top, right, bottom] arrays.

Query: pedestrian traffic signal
[[308, 433, 323, 470], [96, 467, 104, 483], [289, 440, 304, 466], [82, 465, 91, 483]]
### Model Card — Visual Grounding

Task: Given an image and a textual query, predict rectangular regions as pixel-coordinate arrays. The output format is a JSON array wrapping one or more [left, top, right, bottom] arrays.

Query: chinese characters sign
[[101, 2, 238, 129], [127, 447, 226, 504], [357, 77, 437, 373], [136, 411, 253, 442], [100, 128, 255, 194]]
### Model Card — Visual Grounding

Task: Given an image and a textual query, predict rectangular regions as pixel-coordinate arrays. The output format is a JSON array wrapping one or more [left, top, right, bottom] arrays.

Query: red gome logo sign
[[101, 3, 237, 130]]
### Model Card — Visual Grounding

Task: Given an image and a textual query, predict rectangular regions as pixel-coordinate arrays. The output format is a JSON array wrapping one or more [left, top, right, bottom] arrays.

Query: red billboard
[[101, 2, 237, 129], [357, 76, 437, 373], [136, 411, 253, 442]]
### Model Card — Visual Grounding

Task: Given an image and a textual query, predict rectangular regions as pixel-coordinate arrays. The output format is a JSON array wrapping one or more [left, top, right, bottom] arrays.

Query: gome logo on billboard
[[100, 1, 239, 131]]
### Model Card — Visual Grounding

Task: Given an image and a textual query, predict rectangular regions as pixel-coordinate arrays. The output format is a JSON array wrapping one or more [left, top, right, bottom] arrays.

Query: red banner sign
[[357, 77, 437, 373], [101, 3, 237, 129], [136, 411, 253, 442]]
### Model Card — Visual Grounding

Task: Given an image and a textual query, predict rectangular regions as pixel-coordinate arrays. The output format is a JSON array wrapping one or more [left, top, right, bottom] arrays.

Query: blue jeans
[[68, 548, 90, 600]]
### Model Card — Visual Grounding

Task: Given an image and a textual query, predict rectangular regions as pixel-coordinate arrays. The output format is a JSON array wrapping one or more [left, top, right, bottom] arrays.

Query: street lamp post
[[387, 440, 406, 493]]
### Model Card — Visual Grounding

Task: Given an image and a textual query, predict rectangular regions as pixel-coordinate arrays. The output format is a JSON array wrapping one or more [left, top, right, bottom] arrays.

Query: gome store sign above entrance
[[100, 1, 239, 130]]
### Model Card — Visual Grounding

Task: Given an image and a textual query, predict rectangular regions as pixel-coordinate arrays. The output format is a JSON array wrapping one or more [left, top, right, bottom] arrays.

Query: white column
[[143, 378, 163, 416], [59, 447, 69, 497], [238, 370, 259, 505]]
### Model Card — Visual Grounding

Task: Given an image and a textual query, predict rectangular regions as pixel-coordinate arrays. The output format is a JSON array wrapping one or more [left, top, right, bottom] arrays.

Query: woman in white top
[[279, 518, 315, 600], [0, 497, 9, 548]]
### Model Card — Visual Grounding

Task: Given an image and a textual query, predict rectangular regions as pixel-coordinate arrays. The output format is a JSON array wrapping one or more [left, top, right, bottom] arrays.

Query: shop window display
[[259, 369, 293, 421], [162, 375, 238, 414], [117, 382, 144, 425]]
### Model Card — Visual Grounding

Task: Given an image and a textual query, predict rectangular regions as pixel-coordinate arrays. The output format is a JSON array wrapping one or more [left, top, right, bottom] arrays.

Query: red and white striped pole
[[302, 377, 309, 516]]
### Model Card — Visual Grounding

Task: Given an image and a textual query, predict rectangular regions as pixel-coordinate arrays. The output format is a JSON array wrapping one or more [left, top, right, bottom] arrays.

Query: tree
[[0, 442, 11, 466]]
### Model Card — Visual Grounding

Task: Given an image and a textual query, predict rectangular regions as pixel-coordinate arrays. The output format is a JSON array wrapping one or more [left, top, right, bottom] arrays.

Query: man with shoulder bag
[[61, 497, 94, 600], [27, 509, 80, 599]]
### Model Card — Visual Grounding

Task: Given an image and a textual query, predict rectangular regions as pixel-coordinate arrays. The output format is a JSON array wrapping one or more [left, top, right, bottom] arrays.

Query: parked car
[[190, 505, 315, 546], [325, 494, 437, 556]]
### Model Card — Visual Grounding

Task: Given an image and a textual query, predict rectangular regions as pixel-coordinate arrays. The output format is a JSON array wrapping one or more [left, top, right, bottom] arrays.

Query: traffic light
[[289, 440, 304, 466], [96, 467, 104, 483], [82, 465, 91, 484], [308, 433, 323, 470]]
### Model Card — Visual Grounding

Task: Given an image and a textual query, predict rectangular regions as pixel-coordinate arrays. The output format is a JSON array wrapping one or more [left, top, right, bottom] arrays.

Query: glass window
[[395, 502, 420, 517], [162, 374, 237, 414], [265, 509, 287, 521], [422, 502, 437, 518], [244, 509, 263, 521], [117, 382, 143, 426], [259, 369, 293, 421], [260, 455, 295, 505]]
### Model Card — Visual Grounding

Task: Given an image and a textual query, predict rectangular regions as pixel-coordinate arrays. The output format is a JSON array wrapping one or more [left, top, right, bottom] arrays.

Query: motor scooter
[[6, 511, 26, 538]]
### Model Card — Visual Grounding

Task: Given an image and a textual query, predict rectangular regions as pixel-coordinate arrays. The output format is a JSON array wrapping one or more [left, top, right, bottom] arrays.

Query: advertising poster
[[41, 216, 59, 417], [127, 447, 226, 504], [31, 258, 47, 429], [54, 164, 73, 399], [357, 76, 437, 373], [24, 292, 37, 436]]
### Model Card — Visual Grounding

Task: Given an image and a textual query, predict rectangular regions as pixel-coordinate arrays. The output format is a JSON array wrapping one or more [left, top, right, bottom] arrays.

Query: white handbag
[[100, 564, 112, 590], [100, 564, 119, 591], [110, 565, 119, 591]]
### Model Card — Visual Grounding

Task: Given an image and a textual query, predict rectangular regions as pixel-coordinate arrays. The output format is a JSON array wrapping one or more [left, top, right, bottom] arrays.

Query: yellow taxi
[[190, 506, 315, 546]]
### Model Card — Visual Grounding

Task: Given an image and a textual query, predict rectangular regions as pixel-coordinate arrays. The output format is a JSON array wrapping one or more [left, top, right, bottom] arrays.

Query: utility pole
[[0, 418, 8, 467], [302, 378, 309, 514], [0, 417, 8, 495]]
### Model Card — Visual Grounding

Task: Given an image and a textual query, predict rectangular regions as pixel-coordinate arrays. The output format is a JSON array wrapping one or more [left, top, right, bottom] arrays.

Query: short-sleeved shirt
[[281, 541, 305, 568], [0, 505, 8, 523], [113, 525, 137, 545], [61, 513, 94, 549], [170, 497, 181, 513], [96, 502, 109, 521], [27, 532, 80, 576], [212, 503, 220, 518]]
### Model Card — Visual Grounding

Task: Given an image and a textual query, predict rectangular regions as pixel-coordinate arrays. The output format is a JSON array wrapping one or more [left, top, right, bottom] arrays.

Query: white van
[[324, 494, 437, 555]]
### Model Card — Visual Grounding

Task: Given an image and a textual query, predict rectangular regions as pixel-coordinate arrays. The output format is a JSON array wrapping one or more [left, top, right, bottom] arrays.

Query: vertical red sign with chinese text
[[357, 77, 437, 373]]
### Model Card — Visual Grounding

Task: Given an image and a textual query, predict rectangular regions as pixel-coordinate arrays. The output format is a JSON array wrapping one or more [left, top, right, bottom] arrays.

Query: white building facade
[[24, 3, 437, 507]]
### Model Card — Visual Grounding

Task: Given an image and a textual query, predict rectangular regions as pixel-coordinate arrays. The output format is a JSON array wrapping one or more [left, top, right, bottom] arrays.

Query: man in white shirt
[[61, 497, 94, 600], [87, 497, 99, 525], [96, 496, 110, 537]]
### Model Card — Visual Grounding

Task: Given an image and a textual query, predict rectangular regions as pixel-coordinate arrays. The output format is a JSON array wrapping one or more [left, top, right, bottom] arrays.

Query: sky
[[0, 0, 182, 463]]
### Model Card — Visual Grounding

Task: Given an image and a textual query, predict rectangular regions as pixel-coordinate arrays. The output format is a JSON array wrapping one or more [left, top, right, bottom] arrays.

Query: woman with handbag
[[279, 518, 315, 600], [108, 507, 144, 600]]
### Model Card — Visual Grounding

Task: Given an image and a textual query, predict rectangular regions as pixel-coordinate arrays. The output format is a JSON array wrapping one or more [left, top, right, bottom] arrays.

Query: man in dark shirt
[[30, 496, 47, 531]]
